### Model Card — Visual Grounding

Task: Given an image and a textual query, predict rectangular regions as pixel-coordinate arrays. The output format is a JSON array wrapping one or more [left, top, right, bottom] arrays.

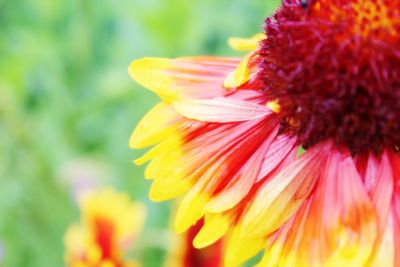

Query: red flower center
[[258, 0, 400, 155], [94, 216, 120, 263]]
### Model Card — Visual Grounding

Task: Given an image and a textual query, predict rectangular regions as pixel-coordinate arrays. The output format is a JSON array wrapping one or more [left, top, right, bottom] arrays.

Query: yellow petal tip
[[223, 53, 252, 88], [266, 99, 281, 113], [227, 33, 265, 52], [174, 194, 208, 234], [128, 58, 177, 100]]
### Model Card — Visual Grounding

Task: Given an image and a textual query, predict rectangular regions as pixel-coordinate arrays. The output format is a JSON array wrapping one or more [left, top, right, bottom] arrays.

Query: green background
[[0, 0, 280, 266]]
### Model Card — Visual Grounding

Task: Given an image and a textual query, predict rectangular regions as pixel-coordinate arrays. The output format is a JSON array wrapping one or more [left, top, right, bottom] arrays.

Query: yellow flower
[[64, 188, 145, 267]]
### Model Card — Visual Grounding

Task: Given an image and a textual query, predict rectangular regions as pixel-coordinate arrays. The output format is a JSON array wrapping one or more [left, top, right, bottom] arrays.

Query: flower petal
[[174, 118, 279, 233], [223, 53, 252, 88], [367, 215, 395, 267], [129, 102, 182, 149], [204, 126, 278, 213], [364, 153, 393, 224], [240, 142, 330, 239], [322, 155, 377, 267], [129, 57, 239, 101], [390, 152, 400, 266], [358, 152, 395, 266], [257, 134, 298, 182], [256, 149, 378, 267], [228, 33, 265, 52], [225, 228, 266, 267], [193, 213, 232, 249], [172, 97, 272, 123], [393, 193, 400, 267]]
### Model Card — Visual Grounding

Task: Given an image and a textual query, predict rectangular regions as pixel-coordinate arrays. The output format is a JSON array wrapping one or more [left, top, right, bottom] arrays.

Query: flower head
[[64, 188, 145, 267], [129, 1, 400, 266], [259, 0, 400, 154]]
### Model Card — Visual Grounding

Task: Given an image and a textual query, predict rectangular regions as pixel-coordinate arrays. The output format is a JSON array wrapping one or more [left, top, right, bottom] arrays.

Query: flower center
[[258, 0, 400, 155]]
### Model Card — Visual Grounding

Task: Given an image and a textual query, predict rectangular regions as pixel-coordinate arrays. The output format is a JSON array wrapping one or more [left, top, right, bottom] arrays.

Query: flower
[[64, 188, 146, 267], [129, 1, 400, 266], [164, 219, 224, 267]]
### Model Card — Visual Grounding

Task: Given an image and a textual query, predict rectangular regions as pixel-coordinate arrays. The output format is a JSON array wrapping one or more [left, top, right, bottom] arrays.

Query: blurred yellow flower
[[64, 188, 146, 267]]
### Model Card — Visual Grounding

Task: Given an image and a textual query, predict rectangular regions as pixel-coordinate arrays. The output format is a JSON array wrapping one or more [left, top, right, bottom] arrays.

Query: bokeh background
[[0, 0, 280, 266]]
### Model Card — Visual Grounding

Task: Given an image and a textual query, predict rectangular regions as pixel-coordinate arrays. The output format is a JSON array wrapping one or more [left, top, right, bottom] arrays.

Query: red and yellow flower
[[64, 188, 146, 267], [129, 1, 400, 266]]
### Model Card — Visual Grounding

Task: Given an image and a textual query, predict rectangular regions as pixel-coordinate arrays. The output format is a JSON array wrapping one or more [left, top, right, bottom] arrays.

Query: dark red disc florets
[[258, 0, 400, 155]]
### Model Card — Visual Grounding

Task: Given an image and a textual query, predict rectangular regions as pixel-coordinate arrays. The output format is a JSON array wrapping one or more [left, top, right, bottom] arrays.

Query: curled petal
[[224, 53, 252, 88]]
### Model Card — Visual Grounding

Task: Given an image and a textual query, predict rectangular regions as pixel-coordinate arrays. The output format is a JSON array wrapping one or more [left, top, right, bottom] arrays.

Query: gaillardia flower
[[64, 188, 146, 267], [129, 0, 400, 266]]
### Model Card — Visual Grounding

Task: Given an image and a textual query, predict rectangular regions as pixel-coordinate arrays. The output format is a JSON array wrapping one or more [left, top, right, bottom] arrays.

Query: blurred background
[[0, 0, 280, 266]]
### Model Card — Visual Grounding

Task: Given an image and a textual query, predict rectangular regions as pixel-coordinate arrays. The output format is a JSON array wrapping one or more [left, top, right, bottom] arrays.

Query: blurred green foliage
[[0, 0, 280, 266]]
